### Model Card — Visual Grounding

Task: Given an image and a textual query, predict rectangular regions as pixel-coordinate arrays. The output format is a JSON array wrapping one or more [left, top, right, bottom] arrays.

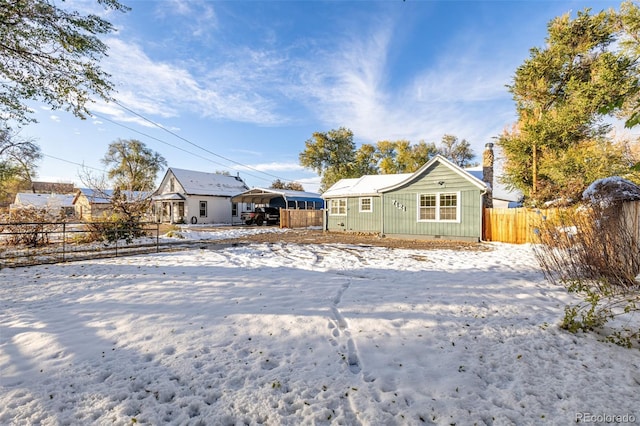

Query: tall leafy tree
[[299, 127, 357, 192], [375, 140, 439, 174], [499, 5, 640, 205], [437, 134, 476, 167], [102, 139, 167, 192], [270, 179, 305, 191], [0, 0, 129, 127], [614, 1, 640, 128], [352, 143, 379, 176], [0, 128, 41, 203]]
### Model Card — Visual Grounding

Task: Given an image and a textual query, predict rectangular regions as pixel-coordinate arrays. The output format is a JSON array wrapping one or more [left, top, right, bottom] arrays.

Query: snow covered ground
[[1, 228, 639, 425]]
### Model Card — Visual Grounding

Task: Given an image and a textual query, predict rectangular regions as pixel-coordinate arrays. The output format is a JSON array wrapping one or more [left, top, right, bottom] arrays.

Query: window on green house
[[359, 197, 372, 212], [418, 193, 459, 222], [329, 199, 347, 215], [439, 193, 457, 220], [419, 194, 436, 220]]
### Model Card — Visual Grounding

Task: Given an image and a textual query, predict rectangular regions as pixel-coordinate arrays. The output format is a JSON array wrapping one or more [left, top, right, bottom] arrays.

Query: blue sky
[[20, 0, 628, 193]]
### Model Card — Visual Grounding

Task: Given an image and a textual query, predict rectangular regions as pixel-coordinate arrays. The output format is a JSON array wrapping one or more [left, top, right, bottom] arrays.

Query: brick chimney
[[482, 143, 494, 208]]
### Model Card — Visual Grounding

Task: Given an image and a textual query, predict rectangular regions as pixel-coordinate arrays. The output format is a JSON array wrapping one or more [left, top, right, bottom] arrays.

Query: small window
[[231, 202, 238, 217], [199, 201, 208, 217], [169, 178, 175, 192], [359, 197, 372, 212], [329, 199, 347, 215]]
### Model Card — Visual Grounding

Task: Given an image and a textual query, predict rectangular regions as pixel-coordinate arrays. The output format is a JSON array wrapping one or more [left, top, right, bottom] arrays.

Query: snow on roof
[[14, 193, 76, 208], [76, 188, 151, 204], [323, 156, 489, 198], [170, 168, 249, 196], [322, 174, 411, 198]]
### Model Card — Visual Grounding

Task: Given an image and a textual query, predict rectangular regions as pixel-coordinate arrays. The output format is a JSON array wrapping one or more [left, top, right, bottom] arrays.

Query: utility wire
[[91, 112, 273, 183], [112, 100, 292, 182], [42, 153, 106, 173]]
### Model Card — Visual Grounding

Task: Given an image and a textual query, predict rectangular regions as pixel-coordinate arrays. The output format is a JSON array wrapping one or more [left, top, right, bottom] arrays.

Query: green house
[[322, 155, 488, 242]]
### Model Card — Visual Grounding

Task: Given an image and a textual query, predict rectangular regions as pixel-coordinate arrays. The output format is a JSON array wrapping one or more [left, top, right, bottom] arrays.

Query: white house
[[152, 168, 251, 225]]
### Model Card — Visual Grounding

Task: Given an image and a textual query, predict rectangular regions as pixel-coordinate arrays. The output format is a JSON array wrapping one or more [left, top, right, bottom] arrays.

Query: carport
[[231, 188, 324, 210]]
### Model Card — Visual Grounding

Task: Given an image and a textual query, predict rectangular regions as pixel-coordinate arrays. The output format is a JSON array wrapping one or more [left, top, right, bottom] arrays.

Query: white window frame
[[199, 200, 208, 217], [417, 192, 460, 223], [359, 197, 373, 213], [329, 198, 347, 216]]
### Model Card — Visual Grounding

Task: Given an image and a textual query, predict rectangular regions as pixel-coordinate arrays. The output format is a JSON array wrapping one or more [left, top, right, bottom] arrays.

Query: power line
[[42, 153, 106, 173], [90, 112, 274, 183], [112, 100, 293, 182]]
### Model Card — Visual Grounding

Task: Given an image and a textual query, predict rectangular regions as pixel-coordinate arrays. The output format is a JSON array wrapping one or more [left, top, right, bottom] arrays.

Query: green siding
[[325, 161, 484, 240], [382, 162, 483, 239], [326, 196, 381, 233]]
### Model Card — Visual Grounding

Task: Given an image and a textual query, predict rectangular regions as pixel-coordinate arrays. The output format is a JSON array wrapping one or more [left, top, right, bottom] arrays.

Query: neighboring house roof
[[465, 166, 523, 203], [12, 193, 75, 208], [323, 155, 487, 198], [30, 181, 75, 194], [231, 188, 324, 204], [322, 174, 411, 198], [164, 168, 249, 197], [73, 188, 151, 205]]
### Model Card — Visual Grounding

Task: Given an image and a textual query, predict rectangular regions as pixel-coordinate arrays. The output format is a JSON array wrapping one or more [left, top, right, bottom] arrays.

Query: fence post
[[156, 222, 160, 253], [62, 222, 66, 262]]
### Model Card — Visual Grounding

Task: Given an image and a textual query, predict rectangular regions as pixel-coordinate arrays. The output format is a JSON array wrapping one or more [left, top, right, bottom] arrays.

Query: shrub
[[533, 188, 640, 346], [0, 208, 62, 247], [82, 188, 150, 244]]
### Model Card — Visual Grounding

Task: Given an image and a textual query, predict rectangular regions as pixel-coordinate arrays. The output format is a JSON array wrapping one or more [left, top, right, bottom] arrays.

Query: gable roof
[[322, 155, 487, 198], [322, 174, 411, 198], [168, 168, 249, 197]]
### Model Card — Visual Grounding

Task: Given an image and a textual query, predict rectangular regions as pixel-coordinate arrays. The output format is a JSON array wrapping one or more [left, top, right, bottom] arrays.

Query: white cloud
[[292, 17, 517, 155], [101, 38, 284, 126], [153, 0, 218, 37], [238, 162, 306, 173]]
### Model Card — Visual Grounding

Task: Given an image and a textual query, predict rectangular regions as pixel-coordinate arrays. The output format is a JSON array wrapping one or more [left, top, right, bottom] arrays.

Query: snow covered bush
[[533, 177, 640, 347]]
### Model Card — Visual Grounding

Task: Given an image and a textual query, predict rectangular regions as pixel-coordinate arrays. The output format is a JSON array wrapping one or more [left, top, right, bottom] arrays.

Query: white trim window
[[329, 198, 347, 215], [199, 200, 208, 217], [418, 192, 460, 222], [359, 197, 372, 212]]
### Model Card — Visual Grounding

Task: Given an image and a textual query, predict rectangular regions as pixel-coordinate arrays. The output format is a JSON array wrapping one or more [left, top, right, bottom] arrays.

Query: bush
[[0, 208, 62, 247], [85, 214, 148, 244], [82, 188, 150, 244], [533, 201, 640, 346]]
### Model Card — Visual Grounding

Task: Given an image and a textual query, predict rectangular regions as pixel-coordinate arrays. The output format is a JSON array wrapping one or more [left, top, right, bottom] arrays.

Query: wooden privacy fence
[[483, 201, 640, 244], [483, 207, 549, 244], [279, 209, 324, 229]]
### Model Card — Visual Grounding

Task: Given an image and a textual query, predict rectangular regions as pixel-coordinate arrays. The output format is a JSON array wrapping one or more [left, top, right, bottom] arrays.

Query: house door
[[175, 202, 184, 222]]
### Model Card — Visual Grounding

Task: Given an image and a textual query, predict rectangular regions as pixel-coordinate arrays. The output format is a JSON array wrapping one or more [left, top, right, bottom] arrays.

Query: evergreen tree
[[499, 5, 640, 205]]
